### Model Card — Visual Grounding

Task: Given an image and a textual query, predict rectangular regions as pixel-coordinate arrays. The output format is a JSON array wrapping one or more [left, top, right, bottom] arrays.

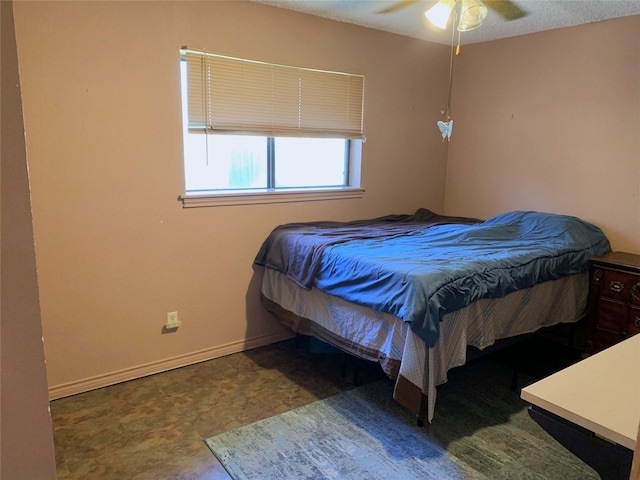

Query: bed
[[254, 209, 611, 423]]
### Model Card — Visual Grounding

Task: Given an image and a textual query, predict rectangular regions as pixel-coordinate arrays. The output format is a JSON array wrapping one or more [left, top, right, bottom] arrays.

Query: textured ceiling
[[250, 0, 640, 45]]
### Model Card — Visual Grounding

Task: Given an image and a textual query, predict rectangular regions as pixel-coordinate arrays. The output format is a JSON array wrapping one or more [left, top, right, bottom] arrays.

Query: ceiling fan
[[379, 0, 527, 32], [379, 1, 527, 141], [378, 0, 526, 141]]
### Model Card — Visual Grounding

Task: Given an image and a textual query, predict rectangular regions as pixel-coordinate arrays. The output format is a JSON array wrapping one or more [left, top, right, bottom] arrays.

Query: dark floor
[[50, 338, 384, 480], [50, 334, 582, 480]]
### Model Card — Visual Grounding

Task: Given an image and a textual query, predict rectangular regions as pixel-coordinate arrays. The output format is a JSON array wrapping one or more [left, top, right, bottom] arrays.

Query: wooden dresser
[[586, 251, 640, 354]]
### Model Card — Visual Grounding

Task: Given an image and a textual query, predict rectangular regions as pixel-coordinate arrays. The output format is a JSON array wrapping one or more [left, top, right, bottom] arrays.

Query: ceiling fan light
[[424, 0, 456, 29], [457, 0, 488, 32]]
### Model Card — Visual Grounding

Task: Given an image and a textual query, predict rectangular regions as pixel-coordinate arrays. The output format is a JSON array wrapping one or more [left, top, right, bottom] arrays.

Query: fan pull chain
[[437, 3, 458, 141], [442, 5, 457, 121]]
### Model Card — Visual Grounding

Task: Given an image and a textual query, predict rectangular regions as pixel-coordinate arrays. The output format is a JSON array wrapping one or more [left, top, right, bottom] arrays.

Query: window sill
[[179, 187, 365, 208]]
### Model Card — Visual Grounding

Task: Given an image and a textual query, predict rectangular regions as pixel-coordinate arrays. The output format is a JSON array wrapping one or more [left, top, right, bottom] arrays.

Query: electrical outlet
[[166, 311, 182, 329]]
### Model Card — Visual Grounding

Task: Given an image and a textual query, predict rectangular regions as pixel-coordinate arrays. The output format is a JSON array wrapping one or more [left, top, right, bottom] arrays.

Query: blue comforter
[[254, 208, 480, 289], [258, 210, 611, 347]]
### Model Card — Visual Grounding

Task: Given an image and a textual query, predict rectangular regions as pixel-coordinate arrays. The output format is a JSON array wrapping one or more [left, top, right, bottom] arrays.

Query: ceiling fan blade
[[483, 0, 527, 21], [377, 0, 420, 14]]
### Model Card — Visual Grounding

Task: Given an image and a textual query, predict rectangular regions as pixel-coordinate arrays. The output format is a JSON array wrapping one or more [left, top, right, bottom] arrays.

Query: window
[[178, 49, 365, 207]]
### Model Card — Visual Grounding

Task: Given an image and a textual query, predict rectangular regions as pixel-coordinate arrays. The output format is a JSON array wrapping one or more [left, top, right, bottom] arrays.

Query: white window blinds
[[182, 48, 365, 139]]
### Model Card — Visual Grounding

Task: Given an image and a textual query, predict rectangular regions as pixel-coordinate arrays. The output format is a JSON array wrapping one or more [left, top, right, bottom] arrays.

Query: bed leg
[[338, 354, 360, 386], [416, 415, 431, 428]]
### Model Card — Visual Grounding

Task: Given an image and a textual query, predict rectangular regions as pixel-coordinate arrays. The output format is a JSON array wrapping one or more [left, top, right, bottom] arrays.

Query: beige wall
[[14, 1, 638, 400], [1, 1, 57, 477], [444, 15, 640, 253], [13, 1, 450, 396]]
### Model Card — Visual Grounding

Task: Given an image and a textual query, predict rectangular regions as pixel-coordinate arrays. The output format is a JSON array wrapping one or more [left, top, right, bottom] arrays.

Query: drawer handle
[[636, 316, 640, 329], [593, 269, 603, 283], [632, 283, 640, 303], [609, 280, 624, 293]]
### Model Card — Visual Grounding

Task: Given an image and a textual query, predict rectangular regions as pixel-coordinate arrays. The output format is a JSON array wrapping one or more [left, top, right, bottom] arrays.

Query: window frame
[[178, 137, 364, 208], [178, 49, 365, 207]]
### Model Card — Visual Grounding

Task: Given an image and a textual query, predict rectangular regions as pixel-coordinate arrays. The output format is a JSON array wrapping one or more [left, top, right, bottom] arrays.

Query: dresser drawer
[[595, 298, 628, 332], [631, 282, 640, 306], [587, 252, 640, 354], [600, 270, 639, 302]]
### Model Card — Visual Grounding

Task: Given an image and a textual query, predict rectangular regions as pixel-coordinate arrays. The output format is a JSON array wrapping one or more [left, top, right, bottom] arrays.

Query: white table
[[521, 333, 639, 450]]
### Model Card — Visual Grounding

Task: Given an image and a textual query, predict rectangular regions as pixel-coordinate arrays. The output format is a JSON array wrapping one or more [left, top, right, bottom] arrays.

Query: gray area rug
[[206, 358, 598, 480]]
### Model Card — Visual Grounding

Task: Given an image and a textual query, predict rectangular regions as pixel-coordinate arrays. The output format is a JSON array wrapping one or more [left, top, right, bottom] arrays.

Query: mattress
[[256, 210, 610, 349]]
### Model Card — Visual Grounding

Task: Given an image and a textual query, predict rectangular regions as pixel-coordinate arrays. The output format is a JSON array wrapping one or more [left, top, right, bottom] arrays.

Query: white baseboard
[[48, 331, 294, 400]]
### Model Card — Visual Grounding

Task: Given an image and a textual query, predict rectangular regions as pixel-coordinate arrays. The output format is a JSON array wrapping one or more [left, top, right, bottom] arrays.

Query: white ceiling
[[250, 0, 640, 45]]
